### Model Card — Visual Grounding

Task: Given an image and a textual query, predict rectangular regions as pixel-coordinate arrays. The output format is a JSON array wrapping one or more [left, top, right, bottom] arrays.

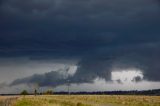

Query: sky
[[0, 0, 160, 93]]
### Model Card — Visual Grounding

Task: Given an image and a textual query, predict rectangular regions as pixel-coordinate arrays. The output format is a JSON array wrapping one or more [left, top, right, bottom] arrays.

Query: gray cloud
[[10, 68, 70, 87], [132, 76, 143, 83], [0, 82, 7, 89], [10, 44, 160, 87], [0, 0, 160, 89]]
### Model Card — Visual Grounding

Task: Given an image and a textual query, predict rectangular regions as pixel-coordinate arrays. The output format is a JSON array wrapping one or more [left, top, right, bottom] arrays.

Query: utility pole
[[67, 79, 70, 95], [34, 89, 37, 96]]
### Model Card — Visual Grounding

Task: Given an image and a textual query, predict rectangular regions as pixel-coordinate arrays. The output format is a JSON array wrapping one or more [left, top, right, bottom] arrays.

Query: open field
[[0, 96, 19, 106], [0, 95, 160, 106]]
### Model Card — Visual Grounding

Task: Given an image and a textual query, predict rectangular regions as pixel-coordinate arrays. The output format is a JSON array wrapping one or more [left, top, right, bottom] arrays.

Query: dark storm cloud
[[132, 76, 143, 83], [10, 69, 67, 87], [10, 59, 112, 86], [1, 0, 160, 87], [10, 44, 160, 87]]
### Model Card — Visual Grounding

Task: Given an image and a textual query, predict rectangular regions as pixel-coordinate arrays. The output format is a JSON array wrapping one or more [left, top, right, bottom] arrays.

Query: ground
[[0, 95, 160, 106]]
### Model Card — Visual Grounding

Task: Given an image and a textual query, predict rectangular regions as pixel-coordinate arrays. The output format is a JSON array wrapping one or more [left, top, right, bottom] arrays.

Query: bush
[[20, 90, 29, 95], [44, 90, 53, 95]]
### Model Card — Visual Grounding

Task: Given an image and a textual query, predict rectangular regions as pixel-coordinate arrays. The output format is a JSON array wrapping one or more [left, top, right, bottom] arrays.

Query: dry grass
[[0, 96, 19, 106], [44, 95, 160, 106], [1, 95, 160, 106]]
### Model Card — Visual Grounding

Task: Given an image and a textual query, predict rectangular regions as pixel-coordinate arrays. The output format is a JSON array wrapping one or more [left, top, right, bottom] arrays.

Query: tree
[[44, 89, 53, 95], [21, 90, 29, 96]]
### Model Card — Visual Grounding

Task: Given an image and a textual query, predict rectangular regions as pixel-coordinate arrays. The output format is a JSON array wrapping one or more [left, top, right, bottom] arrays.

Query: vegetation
[[20, 90, 29, 96], [54, 89, 160, 95], [44, 89, 54, 95], [0, 96, 18, 106], [12, 95, 160, 106]]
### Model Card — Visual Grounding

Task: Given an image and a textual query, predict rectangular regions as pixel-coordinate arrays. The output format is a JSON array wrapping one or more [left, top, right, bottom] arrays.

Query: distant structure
[[34, 89, 37, 96], [67, 79, 70, 95], [65, 66, 71, 95]]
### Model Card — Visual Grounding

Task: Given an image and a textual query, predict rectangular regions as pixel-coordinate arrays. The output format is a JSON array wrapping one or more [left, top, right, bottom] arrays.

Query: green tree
[[20, 90, 29, 95], [44, 89, 53, 95]]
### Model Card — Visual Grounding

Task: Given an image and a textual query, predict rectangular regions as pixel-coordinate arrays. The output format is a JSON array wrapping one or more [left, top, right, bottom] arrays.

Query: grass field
[[0, 96, 18, 106], [0, 95, 160, 106]]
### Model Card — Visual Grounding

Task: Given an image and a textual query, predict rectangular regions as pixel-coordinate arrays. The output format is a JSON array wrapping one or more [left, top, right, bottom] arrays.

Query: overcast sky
[[0, 0, 160, 93]]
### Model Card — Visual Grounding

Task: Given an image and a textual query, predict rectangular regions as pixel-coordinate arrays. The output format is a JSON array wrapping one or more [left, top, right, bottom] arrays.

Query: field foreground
[[0, 95, 160, 106]]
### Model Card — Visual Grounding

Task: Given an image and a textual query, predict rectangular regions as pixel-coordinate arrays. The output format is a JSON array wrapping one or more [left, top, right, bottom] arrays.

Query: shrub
[[44, 90, 53, 95], [20, 90, 29, 95]]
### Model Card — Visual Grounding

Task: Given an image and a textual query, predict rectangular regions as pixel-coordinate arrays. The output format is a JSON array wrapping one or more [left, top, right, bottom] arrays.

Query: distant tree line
[[54, 89, 160, 96], [0, 89, 160, 96], [20, 89, 54, 96]]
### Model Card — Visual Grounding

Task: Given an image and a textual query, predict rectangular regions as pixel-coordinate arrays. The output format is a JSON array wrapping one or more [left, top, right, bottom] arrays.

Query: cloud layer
[[0, 0, 160, 89]]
